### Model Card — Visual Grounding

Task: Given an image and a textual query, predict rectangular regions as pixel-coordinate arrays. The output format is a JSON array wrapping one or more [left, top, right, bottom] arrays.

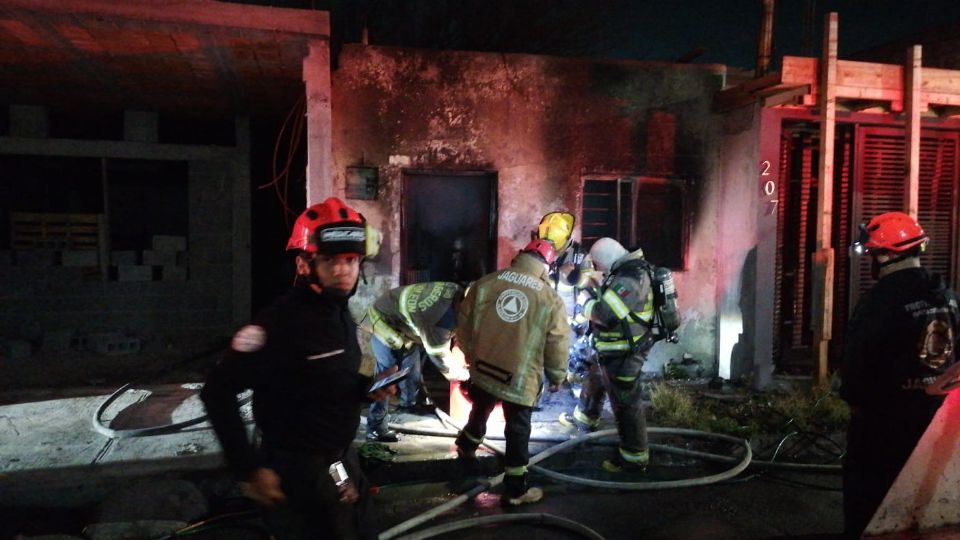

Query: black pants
[[261, 446, 376, 540], [842, 408, 936, 538], [455, 385, 533, 472]]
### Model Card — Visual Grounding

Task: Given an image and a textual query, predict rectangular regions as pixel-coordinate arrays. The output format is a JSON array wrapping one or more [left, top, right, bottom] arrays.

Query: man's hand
[[548, 383, 561, 393], [241, 467, 286, 506], [337, 479, 360, 504], [367, 365, 399, 401]]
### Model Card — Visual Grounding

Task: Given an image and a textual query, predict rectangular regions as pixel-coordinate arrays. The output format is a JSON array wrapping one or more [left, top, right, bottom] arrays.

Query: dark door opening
[[401, 171, 497, 286]]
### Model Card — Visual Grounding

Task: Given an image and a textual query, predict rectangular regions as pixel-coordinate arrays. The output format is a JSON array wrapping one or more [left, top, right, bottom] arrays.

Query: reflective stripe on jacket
[[457, 253, 569, 406], [369, 282, 463, 357], [584, 250, 654, 356]]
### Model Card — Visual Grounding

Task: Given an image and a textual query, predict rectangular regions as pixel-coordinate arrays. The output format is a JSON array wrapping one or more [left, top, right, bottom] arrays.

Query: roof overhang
[[0, 0, 330, 117]]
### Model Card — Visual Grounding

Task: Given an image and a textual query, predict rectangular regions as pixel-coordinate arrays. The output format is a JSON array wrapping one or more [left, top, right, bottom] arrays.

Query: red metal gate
[[774, 124, 959, 372]]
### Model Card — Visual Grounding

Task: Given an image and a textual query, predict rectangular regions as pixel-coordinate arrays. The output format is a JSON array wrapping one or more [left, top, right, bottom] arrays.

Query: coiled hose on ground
[[377, 407, 754, 540]]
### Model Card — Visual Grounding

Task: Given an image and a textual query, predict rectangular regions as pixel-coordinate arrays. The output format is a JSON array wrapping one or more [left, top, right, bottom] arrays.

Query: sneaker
[[501, 486, 543, 507], [365, 427, 399, 443]]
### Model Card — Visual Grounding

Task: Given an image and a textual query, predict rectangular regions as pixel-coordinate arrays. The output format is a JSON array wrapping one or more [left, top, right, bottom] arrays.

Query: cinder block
[[9, 104, 48, 138], [4, 339, 31, 360], [123, 109, 159, 143], [0, 250, 11, 266], [177, 251, 190, 266], [110, 251, 138, 265], [14, 249, 56, 267], [61, 250, 99, 267], [43, 329, 75, 352], [142, 250, 178, 266], [87, 332, 141, 355], [152, 235, 187, 252], [117, 265, 155, 281], [162, 265, 188, 281]]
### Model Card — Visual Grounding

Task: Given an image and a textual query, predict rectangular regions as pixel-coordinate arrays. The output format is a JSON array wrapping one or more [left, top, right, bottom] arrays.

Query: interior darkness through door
[[401, 172, 497, 286]]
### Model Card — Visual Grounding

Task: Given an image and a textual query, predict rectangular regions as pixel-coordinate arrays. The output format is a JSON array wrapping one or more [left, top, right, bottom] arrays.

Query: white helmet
[[589, 237, 627, 274]]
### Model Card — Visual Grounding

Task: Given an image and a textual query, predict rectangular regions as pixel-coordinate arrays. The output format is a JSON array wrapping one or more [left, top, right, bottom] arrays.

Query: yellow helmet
[[537, 211, 575, 253]]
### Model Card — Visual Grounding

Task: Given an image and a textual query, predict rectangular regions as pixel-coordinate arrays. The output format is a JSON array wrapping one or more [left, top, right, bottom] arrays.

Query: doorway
[[401, 171, 497, 286]]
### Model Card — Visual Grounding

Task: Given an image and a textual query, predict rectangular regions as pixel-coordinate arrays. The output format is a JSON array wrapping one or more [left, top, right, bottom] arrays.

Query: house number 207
[[761, 160, 777, 215]]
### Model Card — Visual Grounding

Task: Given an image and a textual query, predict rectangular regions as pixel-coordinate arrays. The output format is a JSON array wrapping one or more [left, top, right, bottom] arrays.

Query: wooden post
[[303, 39, 333, 205], [811, 12, 838, 384], [904, 45, 922, 219]]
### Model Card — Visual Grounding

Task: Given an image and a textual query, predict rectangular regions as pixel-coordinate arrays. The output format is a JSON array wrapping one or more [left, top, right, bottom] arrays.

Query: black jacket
[[840, 267, 959, 415], [201, 285, 371, 479]]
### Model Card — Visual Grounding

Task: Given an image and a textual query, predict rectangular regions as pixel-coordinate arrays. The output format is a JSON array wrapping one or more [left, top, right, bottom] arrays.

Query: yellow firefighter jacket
[[457, 253, 569, 406]]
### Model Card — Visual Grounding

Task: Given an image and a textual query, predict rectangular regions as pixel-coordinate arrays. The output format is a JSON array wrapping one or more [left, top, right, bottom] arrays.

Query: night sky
[[233, 0, 960, 70]]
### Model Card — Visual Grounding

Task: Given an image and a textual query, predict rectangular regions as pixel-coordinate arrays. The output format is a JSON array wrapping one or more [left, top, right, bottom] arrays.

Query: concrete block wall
[[0, 114, 251, 350]]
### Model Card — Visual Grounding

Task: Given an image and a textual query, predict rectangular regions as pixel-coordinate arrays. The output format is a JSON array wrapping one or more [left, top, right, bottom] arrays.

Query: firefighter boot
[[601, 448, 649, 473], [501, 472, 543, 507]]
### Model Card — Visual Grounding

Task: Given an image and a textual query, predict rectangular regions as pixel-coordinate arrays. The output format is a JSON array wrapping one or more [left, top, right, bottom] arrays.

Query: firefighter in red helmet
[[454, 239, 569, 506], [841, 211, 960, 537], [201, 197, 393, 540]]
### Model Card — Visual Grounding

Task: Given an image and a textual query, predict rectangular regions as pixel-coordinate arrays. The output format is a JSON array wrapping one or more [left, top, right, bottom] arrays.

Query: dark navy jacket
[[201, 285, 371, 479]]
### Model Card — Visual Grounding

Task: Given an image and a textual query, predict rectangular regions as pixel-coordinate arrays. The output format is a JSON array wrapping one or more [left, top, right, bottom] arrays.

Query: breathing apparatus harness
[[592, 257, 680, 356]]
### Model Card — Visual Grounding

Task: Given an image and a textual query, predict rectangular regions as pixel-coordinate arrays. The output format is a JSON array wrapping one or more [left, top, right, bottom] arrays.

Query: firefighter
[[200, 198, 396, 540], [364, 281, 469, 442], [534, 211, 595, 393], [560, 237, 656, 472], [841, 211, 960, 538], [454, 239, 569, 506]]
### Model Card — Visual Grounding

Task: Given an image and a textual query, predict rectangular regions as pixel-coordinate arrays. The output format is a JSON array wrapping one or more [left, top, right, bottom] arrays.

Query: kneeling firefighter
[[363, 281, 468, 442]]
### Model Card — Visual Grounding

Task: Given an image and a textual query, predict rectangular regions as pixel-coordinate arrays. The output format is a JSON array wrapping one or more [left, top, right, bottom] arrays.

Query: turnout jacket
[[583, 249, 656, 357], [841, 267, 960, 414], [200, 285, 372, 479], [369, 281, 463, 363], [457, 253, 569, 406]]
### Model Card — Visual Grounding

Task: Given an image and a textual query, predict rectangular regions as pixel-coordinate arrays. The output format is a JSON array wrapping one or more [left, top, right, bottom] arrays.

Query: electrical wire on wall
[[258, 94, 306, 231]]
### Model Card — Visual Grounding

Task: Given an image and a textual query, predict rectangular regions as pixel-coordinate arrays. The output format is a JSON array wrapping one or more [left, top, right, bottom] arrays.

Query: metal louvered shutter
[[852, 127, 959, 303]]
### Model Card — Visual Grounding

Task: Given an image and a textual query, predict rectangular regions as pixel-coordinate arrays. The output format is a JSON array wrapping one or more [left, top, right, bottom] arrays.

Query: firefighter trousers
[[578, 353, 648, 452]]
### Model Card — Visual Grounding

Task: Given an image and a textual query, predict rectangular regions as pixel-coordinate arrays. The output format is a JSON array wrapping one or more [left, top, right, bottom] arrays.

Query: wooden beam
[[726, 56, 960, 114], [812, 12, 838, 384], [905, 45, 922, 219]]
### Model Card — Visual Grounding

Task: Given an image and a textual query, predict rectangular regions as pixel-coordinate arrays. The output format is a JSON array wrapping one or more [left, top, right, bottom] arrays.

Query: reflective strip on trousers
[[505, 465, 528, 477], [619, 447, 650, 464], [573, 406, 601, 427]]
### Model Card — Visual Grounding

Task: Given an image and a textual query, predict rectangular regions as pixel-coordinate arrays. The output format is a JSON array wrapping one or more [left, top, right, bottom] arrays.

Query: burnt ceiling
[[0, 0, 329, 118]]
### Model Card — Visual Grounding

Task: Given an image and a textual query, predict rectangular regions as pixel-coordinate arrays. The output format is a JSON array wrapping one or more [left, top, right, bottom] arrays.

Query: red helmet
[[287, 197, 366, 255], [858, 212, 928, 254], [521, 239, 557, 265]]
